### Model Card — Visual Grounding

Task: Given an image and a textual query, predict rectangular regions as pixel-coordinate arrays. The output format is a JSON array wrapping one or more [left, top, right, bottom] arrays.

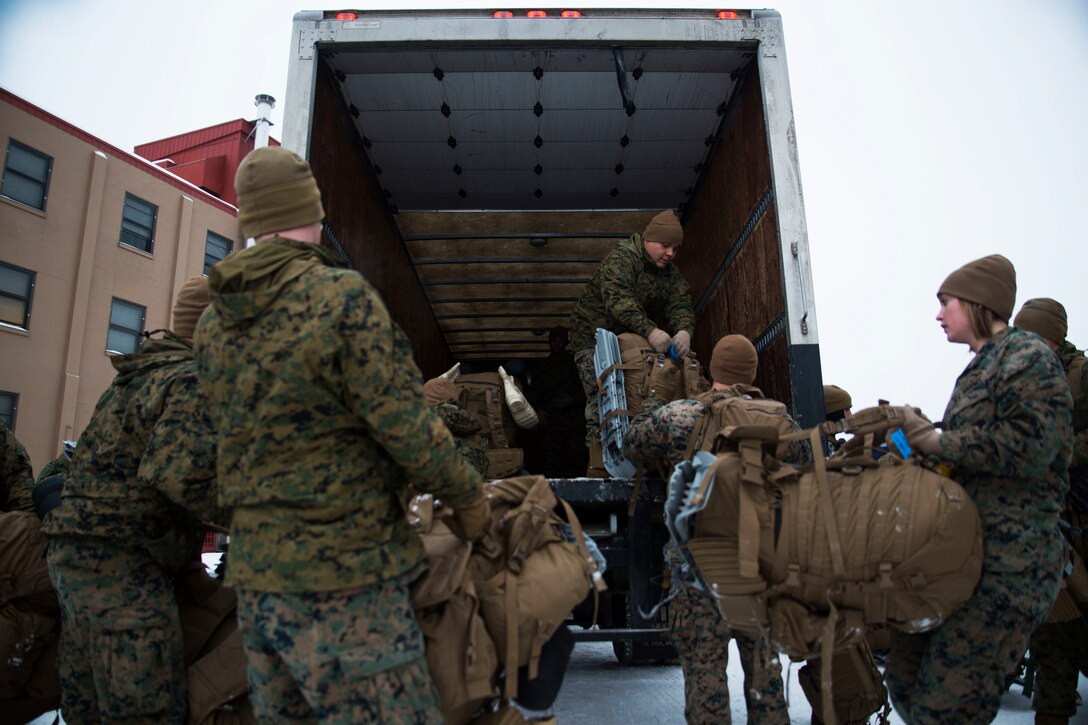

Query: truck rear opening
[[282, 7, 822, 429]]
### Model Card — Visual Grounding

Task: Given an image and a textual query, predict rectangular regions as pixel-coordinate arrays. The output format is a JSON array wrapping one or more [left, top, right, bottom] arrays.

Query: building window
[[119, 193, 157, 254], [0, 262, 35, 329], [107, 297, 146, 354], [204, 231, 233, 274], [1, 139, 52, 211], [0, 391, 16, 430]]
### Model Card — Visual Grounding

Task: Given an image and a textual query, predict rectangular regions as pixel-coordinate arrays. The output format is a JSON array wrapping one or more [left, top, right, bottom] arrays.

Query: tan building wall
[[0, 90, 240, 475]]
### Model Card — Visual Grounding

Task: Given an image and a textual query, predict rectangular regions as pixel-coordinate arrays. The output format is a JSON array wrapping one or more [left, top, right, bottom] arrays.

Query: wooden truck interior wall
[[678, 68, 790, 408], [310, 43, 789, 407], [312, 65, 454, 377], [399, 210, 656, 369]]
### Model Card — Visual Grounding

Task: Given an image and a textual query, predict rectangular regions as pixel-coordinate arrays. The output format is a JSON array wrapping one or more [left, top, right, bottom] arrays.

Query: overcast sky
[[1, 0, 1086, 421]]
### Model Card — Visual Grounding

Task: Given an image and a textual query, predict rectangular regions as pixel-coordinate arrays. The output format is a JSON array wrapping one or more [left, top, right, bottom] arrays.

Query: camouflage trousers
[[236, 578, 442, 724], [667, 585, 788, 724], [886, 573, 1051, 724], [46, 538, 187, 724], [574, 348, 600, 446], [1029, 612, 1088, 718]]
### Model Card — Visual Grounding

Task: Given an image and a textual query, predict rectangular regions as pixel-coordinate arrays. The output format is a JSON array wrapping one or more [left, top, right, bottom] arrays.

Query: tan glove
[[901, 406, 941, 457], [672, 330, 691, 357], [451, 490, 491, 542], [647, 328, 672, 353]]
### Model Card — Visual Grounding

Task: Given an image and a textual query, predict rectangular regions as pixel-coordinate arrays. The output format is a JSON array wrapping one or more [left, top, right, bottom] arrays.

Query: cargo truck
[[282, 6, 822, 663]]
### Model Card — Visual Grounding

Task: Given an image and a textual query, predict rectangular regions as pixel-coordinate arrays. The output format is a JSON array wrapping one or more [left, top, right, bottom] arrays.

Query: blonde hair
[[959, 299, 1001, 340]]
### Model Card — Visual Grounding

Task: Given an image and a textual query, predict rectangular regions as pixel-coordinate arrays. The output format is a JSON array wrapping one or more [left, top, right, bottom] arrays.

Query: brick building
[[0, 88, 247, 473]]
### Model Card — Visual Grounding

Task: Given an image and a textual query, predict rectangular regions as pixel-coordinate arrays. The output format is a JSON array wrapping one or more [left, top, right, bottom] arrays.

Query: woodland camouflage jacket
[[195, 238, 481, 593]]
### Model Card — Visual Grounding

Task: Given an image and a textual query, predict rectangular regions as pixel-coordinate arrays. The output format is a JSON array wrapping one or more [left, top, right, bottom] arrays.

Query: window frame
[[107, 297, 146, 355], [0, 391, 17, 431], [0, 261, 35, 330], [118, 193, 158, 255], [0, 139, 53, 211], [204, 230, 233, 274]]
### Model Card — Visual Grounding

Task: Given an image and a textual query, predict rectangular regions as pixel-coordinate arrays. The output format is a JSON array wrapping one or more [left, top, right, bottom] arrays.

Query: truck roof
[[290, 8, 776, 213]]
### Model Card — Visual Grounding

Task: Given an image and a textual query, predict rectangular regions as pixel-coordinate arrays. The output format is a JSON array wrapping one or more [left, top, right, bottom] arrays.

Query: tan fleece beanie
[[937, 254, 1016, 321], [823, 385, 852, 416], [235, 147, 325, 240], [643, 210, 683, 246], [423, 378, 458, 406], [172, 277, 211, 340], [1014, 298, 1067, 344], [710, 335, 758, 385]]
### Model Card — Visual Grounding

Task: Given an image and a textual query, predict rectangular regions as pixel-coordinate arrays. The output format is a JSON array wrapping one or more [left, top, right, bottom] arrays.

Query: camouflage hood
[[110, 335, 194, 385], [206, 237, 348, 326], [620, 232, 670, 275]]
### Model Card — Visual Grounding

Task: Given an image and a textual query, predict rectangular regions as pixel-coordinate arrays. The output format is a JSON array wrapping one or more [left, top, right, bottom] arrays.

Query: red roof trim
[[1, 87, 237, 215]]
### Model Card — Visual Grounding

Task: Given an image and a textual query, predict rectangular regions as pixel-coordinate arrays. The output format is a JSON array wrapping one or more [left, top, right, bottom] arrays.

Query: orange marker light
[[492, 10, 514, 18], [561, 10, 582, 18], [527, 10, 548, 18], [335, 12, 357, 21], [717, 10, 739, 19]]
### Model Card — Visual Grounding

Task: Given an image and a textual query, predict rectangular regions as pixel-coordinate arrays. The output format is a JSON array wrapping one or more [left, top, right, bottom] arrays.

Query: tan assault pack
[[669, 405, 983, 725], [456, 372, 527, 478], [0, 511, 60, 716], [175, 564, 255, 724], [410, 476, 604, 724], [603, 333, 707, 426], [683, 386, 799, 460]]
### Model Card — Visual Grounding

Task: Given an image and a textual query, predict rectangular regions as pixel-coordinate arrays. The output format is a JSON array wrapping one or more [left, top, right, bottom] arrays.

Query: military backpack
[[666, 405, 983, 724], [456, 373, 527, 478], [409, 476, 604, 724]]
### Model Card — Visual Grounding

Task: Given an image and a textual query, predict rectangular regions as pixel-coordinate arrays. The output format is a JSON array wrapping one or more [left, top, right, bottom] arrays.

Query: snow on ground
[[26, 554, 1087, 724]]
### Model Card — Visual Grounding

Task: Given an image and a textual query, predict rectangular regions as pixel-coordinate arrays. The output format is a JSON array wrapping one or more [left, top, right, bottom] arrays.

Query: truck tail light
[[561, 10, 582, 18], [335, 12, 357, 21], [717, 11, 739, 19], [526, 10, 548, 18], [492, 10, 514, 18]]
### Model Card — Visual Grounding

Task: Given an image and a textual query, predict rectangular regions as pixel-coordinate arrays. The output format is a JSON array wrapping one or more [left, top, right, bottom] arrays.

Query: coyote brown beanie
[[1014, 298, 1067, 344], [643, 210, 683, 246], [937, 254, 1016, 321], [235, 146, 325, 240], [823, 385, 853, 416], [172, 276, 211, 340], [423, 378, 458, 406], [710, 335, 758, 386]]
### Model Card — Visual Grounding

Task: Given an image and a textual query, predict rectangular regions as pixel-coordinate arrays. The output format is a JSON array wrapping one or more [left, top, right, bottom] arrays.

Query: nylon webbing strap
[[487, 389, 508, 448], [504, 568, 519, 700], [821, 599, 840, 725], [738, 441, 764, 579], [595, 361, 643, 390], [812, 428, 847, 578], [684, 410, 711, 460]]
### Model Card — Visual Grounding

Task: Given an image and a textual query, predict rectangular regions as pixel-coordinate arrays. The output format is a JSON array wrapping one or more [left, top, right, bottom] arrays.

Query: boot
[[499, 366, 539, 429], [586, 439, 608, 478], [440, 362, 461, 383]]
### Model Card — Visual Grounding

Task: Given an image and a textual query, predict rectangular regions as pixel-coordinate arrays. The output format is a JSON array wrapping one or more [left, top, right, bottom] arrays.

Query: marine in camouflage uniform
[[44, 278, 223, 724], [1012, 298, 1088, 724], [623, 336, 797, 725], [194, 147, 486, 724], [528, 326, 587, 477], [569, 212, 695, 448], [889, 259, 1073, 725], [1, 421, 35, 514], [36, 445, 74, 484]]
